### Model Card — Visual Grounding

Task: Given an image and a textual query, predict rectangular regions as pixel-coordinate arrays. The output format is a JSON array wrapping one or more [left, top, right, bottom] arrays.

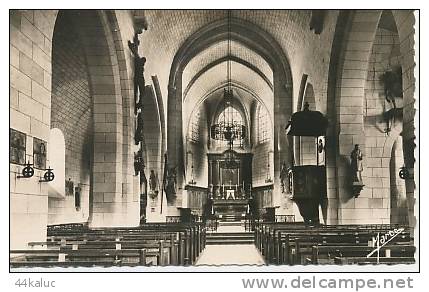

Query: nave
[[9, 9, 417, 268]]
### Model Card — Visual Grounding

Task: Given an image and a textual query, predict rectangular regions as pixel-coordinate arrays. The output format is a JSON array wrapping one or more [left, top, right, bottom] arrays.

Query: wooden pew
[[12, 222, 207, 268], [254, 222, 413, 265], [46, 222, 206, 265], [310, 245, 416, 265], [10, 248, 150, 268]]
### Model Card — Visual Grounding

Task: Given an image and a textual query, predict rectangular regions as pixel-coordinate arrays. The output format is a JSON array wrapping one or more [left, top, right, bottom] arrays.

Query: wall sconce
[[17, 161, 34, 179], [399, 166, 413, 180], [39, 167, 55, 183]]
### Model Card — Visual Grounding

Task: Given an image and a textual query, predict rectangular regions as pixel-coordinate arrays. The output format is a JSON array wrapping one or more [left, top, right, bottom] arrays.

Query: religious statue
[[350, 144, 364, 184], [208, 184, 214, 199], [214, 186, 221, 199], [134, 149, 144, 176], [128, 28, 147, 115], [280, 161, 288, 193], [134, 56, 146, 110], [135, 112, 144, 145], [149, 169, 158, 196], [164, 166, 177, 197]]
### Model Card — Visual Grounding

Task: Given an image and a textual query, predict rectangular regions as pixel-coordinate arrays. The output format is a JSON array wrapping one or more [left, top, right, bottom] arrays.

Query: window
[[33, 138, 47, 169], [216, 106, 244, 147], [10, 129, 26, 165], [257, 105, 270, 144], [218, 106, 242, 126], [189, 109, 201, 143], [49, 128, 66, 198]]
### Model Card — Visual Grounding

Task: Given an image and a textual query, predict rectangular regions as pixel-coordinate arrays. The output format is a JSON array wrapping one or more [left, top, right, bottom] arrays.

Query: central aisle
[[196, 244, 266, 266]]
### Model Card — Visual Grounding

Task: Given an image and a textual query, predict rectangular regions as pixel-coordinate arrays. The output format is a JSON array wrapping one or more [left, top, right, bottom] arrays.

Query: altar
[[212, 198, 249, 222], [207, 152, 253, 221]]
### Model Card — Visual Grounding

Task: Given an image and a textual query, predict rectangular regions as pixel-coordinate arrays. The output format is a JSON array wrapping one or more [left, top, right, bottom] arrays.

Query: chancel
[[9, 9, 417, 268]]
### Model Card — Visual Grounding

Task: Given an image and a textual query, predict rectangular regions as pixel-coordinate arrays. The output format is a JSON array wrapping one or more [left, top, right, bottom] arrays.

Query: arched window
[[218, 106, 242, 126], [48, 128, 66, 198], [257, 105, 270, 144], [189, 108, 201, 143], [216, 106, 244, 147]]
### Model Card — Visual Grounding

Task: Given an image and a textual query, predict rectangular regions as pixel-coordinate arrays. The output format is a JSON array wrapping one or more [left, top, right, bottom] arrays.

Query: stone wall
[[10, 10, 57, 249], [359, 25, 403, 224], [186, 105, 209, 188], [10, 10, 141, 249]]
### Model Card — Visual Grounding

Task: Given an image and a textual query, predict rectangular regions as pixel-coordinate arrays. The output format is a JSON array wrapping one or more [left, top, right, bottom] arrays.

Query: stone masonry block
[[21, 16, 44, 49], [18, 92, 43, 121], [19, 52, 44, 86], [32, 44, 51, 73], [31, 80, 51, 107], [10, 108, 31, 133], [10, 25, 33, 58], [10, 45, 20, 68], [10, 65, 32, 96]]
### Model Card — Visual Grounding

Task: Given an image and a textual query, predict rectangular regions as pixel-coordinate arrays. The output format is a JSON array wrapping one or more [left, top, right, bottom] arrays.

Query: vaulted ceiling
[[182, 39, 273, 94], [133, 9, 340, 136]]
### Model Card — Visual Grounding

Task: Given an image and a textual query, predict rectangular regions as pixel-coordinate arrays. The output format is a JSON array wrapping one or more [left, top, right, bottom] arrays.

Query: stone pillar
[[167, 76, 185, 208], [335, 10, 382, 224], [273, 74, 293, 213]]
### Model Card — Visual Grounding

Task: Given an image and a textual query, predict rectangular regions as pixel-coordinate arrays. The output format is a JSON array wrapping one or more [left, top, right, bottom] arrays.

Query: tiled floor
[[195, 244, 266, 266]]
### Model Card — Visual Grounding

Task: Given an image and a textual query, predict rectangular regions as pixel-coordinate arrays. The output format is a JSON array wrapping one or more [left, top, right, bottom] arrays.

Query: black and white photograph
[[4, 3, 424, 291]]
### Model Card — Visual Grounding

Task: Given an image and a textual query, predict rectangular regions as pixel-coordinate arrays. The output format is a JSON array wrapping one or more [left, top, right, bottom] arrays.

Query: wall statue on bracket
[[148, 169, 159, 199], [164, 166, 177, 198], [350, 144, 364, 197], [149, 170, 158, 191], [134, 149, 145, 176], [280, 161, 288, 193]]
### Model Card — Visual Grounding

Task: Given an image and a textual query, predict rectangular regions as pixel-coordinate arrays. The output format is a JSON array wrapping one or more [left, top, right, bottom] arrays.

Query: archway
[[49, 10, 138, 227], [50, 11, 93, 224], [327, 10, 415, 225], [167, 17, 293, 212], [142, 85, 165, 222]]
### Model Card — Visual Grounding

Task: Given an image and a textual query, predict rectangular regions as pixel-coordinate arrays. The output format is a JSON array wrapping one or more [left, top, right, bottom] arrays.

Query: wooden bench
[[254, 222, 413, 265], [10, 248, 151, 268], [309, 245, 416, 265], [12, 222, 208, 267]]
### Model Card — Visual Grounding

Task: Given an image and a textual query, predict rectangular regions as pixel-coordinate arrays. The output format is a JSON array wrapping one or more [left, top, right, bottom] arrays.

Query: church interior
[[9, 9, 417, 267]]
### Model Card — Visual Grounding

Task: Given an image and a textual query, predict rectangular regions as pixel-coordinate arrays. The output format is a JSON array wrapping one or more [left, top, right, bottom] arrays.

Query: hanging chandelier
[[209, 10, 246, 169]]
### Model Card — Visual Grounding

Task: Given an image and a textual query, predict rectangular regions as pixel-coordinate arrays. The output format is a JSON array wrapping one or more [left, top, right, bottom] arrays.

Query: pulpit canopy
[[285, 102, 328, 137]]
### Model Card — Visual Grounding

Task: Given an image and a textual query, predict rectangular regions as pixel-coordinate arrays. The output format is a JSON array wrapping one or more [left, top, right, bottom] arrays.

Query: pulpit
[[285, 102, 328, 224]]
